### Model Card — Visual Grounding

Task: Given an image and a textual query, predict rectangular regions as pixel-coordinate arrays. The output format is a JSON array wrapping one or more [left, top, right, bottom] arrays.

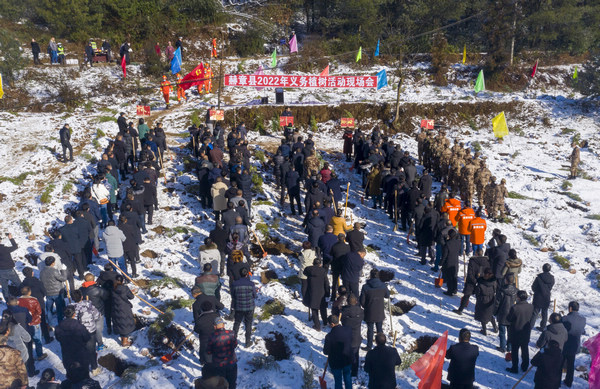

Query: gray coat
[[7, 323, 31, 363], [537, 322, 568, 351], [40, 266, 68, 296], [103, 226, 126, 258]]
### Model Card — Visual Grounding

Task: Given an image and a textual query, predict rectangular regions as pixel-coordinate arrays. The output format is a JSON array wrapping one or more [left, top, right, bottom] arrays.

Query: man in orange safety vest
[[160, 75, 173, 108], [211, 38, 218, 58], [176, 73, 186, 102]]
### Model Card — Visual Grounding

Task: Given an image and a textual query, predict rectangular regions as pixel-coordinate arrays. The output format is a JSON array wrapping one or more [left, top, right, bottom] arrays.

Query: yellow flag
[[492, 112, 509, 138], [462, 44, 466, 65], [0, 74, 4, 99]]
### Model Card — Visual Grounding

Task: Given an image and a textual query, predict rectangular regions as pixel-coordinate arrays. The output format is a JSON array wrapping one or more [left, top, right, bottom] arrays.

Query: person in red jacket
[[457, 203, 476, 256], [18, 286, 47, 361], [441, 194, 462, 227], [211, 38, 218, 58], [468, 209, 487, 253]]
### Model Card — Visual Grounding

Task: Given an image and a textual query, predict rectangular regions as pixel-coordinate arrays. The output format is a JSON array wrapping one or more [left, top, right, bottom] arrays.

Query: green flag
[[474, 69, 485, 93], [356, 46, 362, 62], [271, 49, 277, 68], [573, 66, 578, 80]]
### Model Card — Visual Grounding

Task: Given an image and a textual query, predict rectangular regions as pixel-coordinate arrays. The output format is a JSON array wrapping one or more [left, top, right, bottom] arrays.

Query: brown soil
[[98, 354, 137, 377], [264, 331, 291, 361], [408, 335, 439, 353], [392, 300, 417, 316], [379, 269, 394, 282], [141, 249, 159, 259]]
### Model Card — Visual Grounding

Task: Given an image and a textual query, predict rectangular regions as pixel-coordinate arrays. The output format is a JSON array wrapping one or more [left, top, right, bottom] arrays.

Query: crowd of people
[[0, 104, 590, 389]]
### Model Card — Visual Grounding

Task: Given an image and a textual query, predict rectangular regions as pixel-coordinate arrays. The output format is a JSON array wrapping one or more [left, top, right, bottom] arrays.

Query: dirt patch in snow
[[264, 331, 291, 361]]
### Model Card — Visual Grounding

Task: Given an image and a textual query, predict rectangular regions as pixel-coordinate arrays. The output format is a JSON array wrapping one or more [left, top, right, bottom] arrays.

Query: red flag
[[410, 331, 448, 389], [179, 63, 205, 90], [320, 65, 329, 77], [531, 59, 538, 78], [121, 55, 126, 78]]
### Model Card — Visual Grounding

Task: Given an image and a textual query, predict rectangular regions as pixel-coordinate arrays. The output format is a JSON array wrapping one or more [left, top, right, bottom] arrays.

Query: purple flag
[[255, 65, 264, 91], [584, 333, 600, 388], [289, 35, 298, 53]]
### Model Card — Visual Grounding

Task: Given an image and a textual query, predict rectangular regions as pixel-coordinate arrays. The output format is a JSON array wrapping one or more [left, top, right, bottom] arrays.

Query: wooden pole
[[553, 299, 556, 313], [105, 258, 165, 315], [65, 281, 71, 303], [343, 182, 350, 219], [511, 366, 533, 389]]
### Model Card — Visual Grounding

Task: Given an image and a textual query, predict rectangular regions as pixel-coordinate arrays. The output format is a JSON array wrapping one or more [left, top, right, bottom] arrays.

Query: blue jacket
[[318, 233, 338, 265], [342, 251, 364, 284], [562, 311, 586, 355]]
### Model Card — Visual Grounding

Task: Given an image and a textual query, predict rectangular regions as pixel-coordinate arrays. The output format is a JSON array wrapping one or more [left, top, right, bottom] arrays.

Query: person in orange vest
[[160, 75, 173, 108], [202, 63, 212, 94], [441, 194, 462, 227], [468, 209, 487, 253], [457, 202, 476, 256], [211, 38, 218, 58], [176, 73, 186, 102]]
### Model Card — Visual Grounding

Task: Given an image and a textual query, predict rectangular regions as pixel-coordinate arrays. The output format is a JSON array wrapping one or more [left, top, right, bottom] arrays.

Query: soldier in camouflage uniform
[[447, 157, 464, 193], [494, 178, 509, 219], [483, 176, 497, 217], [305, 151, 320, 178], [440, 146, 453, 183], [474, 159, 491, 207], [460, 157, 478, 206], [416, 130, 428, 165], [569, 142, 580, 179]]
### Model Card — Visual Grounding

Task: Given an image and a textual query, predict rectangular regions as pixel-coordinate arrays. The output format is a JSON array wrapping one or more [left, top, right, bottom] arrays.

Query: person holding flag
[[160, 75, 173, 108], [176, 73, 186, 103], [201, 63, 212, 95]]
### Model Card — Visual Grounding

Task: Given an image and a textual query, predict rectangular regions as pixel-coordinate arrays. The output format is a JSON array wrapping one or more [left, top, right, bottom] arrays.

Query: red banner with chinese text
[[225, 74, 378, 88], [420, 119, 435, 129], [280, 116, 294, 127], [209, 109, 224, 121], [341, 118, 355, 128], [137, 106, 151, 116]]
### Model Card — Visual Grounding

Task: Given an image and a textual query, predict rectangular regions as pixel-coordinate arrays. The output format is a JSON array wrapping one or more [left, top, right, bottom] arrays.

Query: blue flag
[[377, 69, 387, 90], [374, 40, 380, 57], [171, 47, 182, 74]]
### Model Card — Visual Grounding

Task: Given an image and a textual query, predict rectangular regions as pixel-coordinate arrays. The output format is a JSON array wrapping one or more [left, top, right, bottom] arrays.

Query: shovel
[[252, 230, 268, 258], [160, 332, 194, 363], [319, 359, 328, 389]]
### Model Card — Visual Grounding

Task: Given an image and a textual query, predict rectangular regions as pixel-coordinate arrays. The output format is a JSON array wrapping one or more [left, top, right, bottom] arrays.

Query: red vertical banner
[[136, 106, 151, 116], [421, 119, 435, 130], [279, 116, 294, 126]]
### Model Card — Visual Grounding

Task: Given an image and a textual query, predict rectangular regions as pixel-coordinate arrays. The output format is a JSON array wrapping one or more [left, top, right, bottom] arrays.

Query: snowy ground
[[0, 59, 598, 388]]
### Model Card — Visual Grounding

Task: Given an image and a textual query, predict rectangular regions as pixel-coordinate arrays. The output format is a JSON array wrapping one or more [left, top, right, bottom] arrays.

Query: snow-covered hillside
[[0, 59, 598, 388]]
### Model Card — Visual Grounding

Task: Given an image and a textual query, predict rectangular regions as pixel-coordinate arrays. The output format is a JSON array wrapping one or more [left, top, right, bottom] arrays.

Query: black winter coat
[[441, 236, 460, 272], [341, 252, 364, 284], [60, 223, 82, 254], [507, 301, 534, 343], [359, 278, 389, 323], [364, 345, 402, 389], [0, 238, 17, 270], [495, 283, 517, 326], [192, 294, 224, 314], [302, 266, 329, 309], [532, 346, 562, 389], [345, 229, 364, 252], [466, 256, 491, 286], [327, 178, 342, 204], [536, 322, 568, 351], [341, 304, 364, 348], [111, 284, 135, 336], [119, 223, 141, 253], [474, 276, 497, 322], [209, 226, 228, 253], [562, 312, 586, 355], [417, 210, 437, 247], [285, 170, 301, 195], [55, 318, 91, 370], [323, 325, 353, 369], [306, 216, 326, 248], [446, 342, 479, 385], [330, 242, 350, 273], [80, 283, 109, 315], [532, 272, 555, 309], [490, 242, 510, 280]]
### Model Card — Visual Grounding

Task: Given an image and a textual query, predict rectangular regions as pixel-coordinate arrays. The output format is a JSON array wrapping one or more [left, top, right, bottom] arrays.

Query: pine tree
[[575, 51, 600, 97]]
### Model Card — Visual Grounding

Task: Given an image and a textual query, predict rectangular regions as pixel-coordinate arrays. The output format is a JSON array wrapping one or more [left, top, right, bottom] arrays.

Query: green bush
[[40, 184, 56, 204], [255, 150, 266, 163], [260, 299, 285, 320], [310, 115, 318, 132], [62, 181, 74, 194], [553, 253, 570, 269], [252, 173, 264, 194], [471, 141, 482, 152], [232, 27, 266, 57], [142, 41, 167, 77], [508, 191, 533, 200], [0, 29, 28, 86], [271, 117, 281, 133], [522, 233, 540, 247], [19, 219, 32, 234], [0, 172, 34, 185], [561, 180, 573, 190]]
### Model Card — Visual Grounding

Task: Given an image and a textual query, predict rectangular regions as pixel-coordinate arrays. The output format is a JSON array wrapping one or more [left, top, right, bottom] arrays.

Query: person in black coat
[[495, 273, 518, 353], [317, 225, 337, 269], [323, 315, 353, 389], [341, 294, 363, 377], [562, 301, 586, 387], [341, 249, 365, 299], [530, 263, 555, 331], [73, 210, 93, 269], [531, 340, 563, 389], [360, 269, 389, 350], [327, 173, 343, 205], [193, 299, 219, 365], [97, 264, 117, 334], [330, 234, 350, 301], [417, 169, 433, 200], [117, 113, 128, 133], [474, 268, 498, 335], [118, 216, 141, 278], [446, 328, 479, 389], [345, 223, 364, 252], [142, 177, 158, 225], [111, 276, 135, 346], [209, 222, 228, 276], [285, 168, 303, 215], [416, 207, 436, 265], [221, 203, 241, 234], [55, 305, 91, 372], [441, 229, 460, 296], [364, 333, 402, 389], [60, 215, 85, 279], [303, 259, 330, 331], [507, 290, 534, 373], [31, 38, 41, 65], [489, 235, 510, 281], [59, 124, 73, 162], [80, 273, 109, 348], [0, 233, 20, 300], [454, 249, 490, 315], [305, 210, 326, 248]]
